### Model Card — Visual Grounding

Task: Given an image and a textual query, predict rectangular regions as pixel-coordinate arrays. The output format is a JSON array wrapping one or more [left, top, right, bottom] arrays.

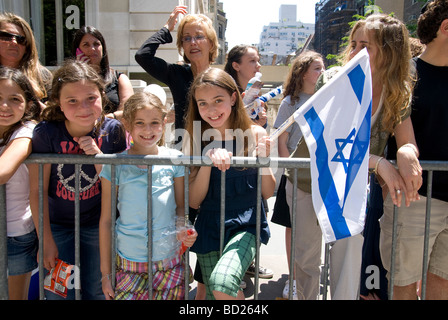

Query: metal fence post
[[421, 170, 433, 300], [0, 184, 8, 300], [147, 166, 153, 300], [74, 164, 81, 300]]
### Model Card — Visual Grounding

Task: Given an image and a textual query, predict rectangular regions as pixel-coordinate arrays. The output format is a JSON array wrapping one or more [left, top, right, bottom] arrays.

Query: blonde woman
[[135, 6, 219, 132]]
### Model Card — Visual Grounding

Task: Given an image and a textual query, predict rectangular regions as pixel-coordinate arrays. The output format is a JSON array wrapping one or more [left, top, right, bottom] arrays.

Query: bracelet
[[399, 143, 419, 157], [112, 112, 117, 119], [374, 156, 384, 175], [101, 273, 112, 281]]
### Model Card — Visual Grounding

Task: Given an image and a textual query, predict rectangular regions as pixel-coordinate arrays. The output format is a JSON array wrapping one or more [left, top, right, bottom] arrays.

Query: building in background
[[0, 0, 227, 83], [376, 0, 428, 36], [258, 4, 315, 65], [314, 0, 368, 66], [314, 0, 428, 66]]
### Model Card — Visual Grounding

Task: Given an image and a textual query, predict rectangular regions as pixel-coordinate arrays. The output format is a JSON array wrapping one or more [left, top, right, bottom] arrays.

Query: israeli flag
[[294, 48, 372, 243]]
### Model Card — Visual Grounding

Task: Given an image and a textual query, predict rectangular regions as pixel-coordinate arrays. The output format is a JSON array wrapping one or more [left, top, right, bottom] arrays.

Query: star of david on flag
[[294, 48, 372, 243]]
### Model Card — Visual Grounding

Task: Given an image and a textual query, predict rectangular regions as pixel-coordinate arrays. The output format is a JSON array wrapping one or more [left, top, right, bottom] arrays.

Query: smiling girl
[[184, 68, 275, 300], [28, 60, 127, 300], [0, 67, 41, 299], [99, 91, 197, 300]]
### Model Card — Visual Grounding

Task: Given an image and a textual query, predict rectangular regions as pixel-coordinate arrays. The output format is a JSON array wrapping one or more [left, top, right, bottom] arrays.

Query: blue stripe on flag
[[342, 64, 371, 204], [343, 101, 371, 204], [304, 107, 351, 240], [347, 64, 365, 104]]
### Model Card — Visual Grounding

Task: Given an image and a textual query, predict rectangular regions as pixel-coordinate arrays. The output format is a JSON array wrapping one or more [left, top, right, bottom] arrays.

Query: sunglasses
[[181, 35, 206, 43], [0, 31, 27, 45]]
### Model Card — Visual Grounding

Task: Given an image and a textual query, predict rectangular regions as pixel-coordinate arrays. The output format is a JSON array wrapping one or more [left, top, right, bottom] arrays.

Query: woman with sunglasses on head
[[0, 12, 52, 108], [135, 6, 219, 135]]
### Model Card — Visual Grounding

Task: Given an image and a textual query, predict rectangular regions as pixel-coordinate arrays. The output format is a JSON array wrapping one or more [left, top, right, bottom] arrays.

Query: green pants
[[197, 231, 256, 299]]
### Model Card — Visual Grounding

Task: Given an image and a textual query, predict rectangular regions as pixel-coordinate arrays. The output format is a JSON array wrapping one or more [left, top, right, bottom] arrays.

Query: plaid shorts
[[197, 231, 256, 299], [114, 254, 192, 300]]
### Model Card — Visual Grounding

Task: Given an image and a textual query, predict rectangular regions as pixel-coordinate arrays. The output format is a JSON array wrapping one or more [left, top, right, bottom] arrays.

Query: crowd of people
[[2, 0, 448, 301]]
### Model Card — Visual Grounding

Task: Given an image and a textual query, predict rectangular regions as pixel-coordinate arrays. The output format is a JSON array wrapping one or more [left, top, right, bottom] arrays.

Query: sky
[[221, 0, 320, 51]]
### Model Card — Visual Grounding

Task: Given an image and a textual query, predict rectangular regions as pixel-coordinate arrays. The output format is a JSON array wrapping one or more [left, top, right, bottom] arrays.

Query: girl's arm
[[28, 163, 59, 270], [394, 117, 422, 204], [174, 176, 185, 219], [277, 131, 291, 158], [99, 177, 115, 300], [252, 125, 276, 199], [0, 137, 32, 185], [188, 166, 212, 209], [188, 146, 236, 208], [370, 117, 422, 207]]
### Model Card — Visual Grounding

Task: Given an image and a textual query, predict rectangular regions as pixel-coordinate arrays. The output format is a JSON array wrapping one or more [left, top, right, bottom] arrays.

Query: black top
[[104, 70, 122, 114], [388, 58, 448, 201], [135, 27, 194, 131]]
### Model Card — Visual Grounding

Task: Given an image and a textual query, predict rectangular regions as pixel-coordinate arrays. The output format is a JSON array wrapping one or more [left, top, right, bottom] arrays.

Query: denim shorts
[[7, 229, 38, 276]]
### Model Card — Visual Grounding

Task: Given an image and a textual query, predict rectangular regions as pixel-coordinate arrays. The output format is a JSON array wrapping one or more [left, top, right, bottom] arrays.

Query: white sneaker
[[283, 280, 298, 300]]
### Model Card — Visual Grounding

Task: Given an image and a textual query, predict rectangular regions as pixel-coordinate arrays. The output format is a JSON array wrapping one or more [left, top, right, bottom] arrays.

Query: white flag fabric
[[294, 48, 372, 243]]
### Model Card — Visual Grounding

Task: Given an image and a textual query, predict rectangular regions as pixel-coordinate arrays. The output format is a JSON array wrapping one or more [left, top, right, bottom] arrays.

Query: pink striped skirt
[[114, 254, 192, 300]]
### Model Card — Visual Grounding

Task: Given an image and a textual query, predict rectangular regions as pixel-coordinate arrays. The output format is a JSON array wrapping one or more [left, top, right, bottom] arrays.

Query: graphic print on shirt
[[55, 137, 103, 201]]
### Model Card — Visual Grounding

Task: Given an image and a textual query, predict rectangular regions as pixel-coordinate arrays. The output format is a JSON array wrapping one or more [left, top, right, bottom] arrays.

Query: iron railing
[[0, 154, 445, 300]]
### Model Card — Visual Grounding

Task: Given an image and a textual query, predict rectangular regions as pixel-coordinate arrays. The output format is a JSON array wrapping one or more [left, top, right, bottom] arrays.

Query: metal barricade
[[0, 155, 446, 300]]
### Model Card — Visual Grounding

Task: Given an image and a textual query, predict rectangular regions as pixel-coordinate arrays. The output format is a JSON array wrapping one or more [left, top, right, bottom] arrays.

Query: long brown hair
[[0, 67, 41, 147], [71, 26, 114, 84], [42, 59, 107, 137], [184, 68, 255, 157], [342, 14, 413, 134], [224, 44, 259, 93], [283, 51, 323, 105]]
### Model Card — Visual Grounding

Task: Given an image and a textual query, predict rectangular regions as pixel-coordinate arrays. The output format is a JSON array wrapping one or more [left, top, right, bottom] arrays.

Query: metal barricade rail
[[0, 154, 446, 300]]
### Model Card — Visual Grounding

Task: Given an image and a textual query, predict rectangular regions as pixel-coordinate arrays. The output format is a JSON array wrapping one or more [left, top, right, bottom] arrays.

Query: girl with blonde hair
[[100, 91, 197, 300], [284, 14, 422, 300]]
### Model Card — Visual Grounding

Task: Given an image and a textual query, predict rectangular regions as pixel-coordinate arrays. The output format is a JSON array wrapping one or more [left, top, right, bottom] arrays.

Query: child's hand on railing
[[205, 148, 233, 172], [255, 136, 272, 158]]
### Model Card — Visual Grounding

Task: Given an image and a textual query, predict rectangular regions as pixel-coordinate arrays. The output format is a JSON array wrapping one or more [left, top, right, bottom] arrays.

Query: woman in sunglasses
[[135, 6, 219, 135], [0, 12, 52, 107]]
